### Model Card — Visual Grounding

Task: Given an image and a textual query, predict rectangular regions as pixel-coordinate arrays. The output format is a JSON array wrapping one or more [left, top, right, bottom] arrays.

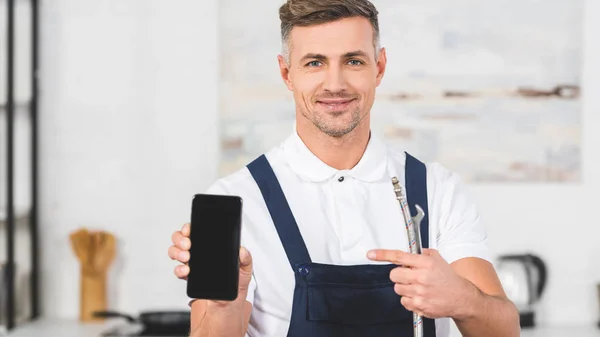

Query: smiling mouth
[[316, 98, 356, 111]]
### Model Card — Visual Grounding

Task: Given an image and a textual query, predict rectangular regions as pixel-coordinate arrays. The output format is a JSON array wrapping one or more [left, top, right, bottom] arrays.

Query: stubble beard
[[305, 107, 364, 138]]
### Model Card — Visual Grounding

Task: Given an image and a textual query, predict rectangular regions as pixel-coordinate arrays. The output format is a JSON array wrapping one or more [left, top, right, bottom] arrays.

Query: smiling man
[[167, 1, 520, 336]]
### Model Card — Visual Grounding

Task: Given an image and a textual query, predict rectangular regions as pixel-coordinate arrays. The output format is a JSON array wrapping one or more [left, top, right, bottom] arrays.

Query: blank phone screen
[[187, 194, 242, 300]]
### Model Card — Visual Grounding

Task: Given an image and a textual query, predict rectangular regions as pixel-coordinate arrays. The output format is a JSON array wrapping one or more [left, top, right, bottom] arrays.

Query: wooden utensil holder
[[80, 270, 108, 322], [70, 228, 116, 323]]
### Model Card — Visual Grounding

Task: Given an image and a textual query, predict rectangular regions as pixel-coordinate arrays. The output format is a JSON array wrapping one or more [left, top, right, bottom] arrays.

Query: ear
[[278, 55, 294, 91], [375, 47, 387, 86]]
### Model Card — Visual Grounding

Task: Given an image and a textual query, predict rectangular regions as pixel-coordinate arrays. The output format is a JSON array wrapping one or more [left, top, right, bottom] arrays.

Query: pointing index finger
[[367, 249, 424, 267]]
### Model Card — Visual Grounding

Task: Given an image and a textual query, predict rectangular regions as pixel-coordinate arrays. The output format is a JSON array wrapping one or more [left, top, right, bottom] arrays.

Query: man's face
[[279, 16, 387, 138]]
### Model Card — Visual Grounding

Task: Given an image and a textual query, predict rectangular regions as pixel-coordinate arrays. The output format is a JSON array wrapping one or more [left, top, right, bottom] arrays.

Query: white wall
[[40, 0, 218, 316], [38, 0, 600, 328], [473, 0, 600, 326]]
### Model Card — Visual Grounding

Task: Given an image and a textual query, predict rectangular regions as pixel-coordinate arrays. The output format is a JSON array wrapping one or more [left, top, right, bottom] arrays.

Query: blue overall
[[247, 153, 437, 337]]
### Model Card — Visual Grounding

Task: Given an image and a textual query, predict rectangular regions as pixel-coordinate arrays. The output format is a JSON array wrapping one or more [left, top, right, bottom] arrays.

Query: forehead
[[288, 16, 375, 58]]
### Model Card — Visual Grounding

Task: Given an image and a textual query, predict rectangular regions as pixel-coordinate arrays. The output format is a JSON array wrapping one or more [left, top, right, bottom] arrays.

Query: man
[[168, 0, 520, 336]]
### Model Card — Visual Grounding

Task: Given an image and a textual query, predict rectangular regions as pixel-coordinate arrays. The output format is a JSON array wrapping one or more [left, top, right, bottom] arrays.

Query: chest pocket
[[301, 263, 413, 325]]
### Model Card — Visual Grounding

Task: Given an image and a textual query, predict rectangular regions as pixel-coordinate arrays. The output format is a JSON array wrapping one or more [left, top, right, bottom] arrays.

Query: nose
[[323, 64, 347, 93]]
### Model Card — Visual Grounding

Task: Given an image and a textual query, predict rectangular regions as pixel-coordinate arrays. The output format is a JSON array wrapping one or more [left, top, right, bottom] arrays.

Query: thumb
[[239, 246, 253, 272]]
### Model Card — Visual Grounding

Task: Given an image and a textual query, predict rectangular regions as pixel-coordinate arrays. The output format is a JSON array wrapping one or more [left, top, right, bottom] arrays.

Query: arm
[[367, 250, 519, 337], [450, 257, 520, 337], [367, 164, 519, 336], [187, 251, 255, 337], [434, 163, 519, 335], [189, 299, 252, 337], [170, 182, 256, 337], [169, 224, 255, 337]]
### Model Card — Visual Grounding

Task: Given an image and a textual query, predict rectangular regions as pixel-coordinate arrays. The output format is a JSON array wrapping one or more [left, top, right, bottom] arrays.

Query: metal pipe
[[6, 0, 16, 330], [31, 0, 41, 319], [391, 177, 423, 337]]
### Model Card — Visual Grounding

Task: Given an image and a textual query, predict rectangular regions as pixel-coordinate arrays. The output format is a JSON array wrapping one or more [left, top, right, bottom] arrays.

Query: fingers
[[168, 245, 190, 263], [171, 230, 191, 251], [400, 296, 425, 317], [394, 282, 427, 297], [181, 223, 191, 237], [168, 245, 179, 260], [394, 284, 414, 297], [421, 248, 435, 258], [174, 264, 190, 280], [170, 224, 192, 281], [239, 246, 253, 271], [390, 266, 417, 285], [422, 248, 442, 260], [367, 249, 424, 268], [171, 230, 183, 245]]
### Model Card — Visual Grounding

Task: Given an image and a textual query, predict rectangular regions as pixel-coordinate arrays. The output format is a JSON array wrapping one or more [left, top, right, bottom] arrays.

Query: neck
[[295, 116, 371, 170]]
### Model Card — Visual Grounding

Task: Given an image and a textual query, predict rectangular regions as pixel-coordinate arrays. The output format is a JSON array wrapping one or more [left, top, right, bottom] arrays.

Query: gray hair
[[278, 0, 381, 65]]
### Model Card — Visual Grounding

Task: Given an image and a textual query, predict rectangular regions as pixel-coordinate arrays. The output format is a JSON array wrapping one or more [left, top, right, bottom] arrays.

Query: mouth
[[316, 98, 357, 111]]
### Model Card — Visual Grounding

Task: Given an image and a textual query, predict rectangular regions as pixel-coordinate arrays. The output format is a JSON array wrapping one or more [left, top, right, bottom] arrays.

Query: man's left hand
[[367, 248, 475, 319]]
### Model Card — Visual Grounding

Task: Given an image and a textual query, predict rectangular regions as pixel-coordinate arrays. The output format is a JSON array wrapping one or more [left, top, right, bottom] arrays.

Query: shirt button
[[338, 176, 344, 182]]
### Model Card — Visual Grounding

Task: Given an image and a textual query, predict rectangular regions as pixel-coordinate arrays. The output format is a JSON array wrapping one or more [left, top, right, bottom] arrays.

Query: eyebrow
[[299, 50, 370, 63], [343, 50, 369, 58]]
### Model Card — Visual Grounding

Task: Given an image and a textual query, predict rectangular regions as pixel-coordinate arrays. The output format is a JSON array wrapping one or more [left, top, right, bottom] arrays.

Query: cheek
[[347, 71, 377, 96], [292, 74, 323, 100]]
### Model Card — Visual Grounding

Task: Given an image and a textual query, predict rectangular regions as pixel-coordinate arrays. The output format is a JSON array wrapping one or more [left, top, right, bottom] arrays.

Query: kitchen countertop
[[4, 318, 600, 337], [4, 319, 106, 337], [519, 325, 600, 337], [3, 318, 182, 337]]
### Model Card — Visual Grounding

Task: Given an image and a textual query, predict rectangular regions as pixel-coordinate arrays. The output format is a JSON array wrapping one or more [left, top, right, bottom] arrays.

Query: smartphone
[[186, 194, 243, 301]]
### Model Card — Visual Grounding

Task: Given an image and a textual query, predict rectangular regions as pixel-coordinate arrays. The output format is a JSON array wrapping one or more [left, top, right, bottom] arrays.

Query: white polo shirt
[[204, 130, 492, 337]]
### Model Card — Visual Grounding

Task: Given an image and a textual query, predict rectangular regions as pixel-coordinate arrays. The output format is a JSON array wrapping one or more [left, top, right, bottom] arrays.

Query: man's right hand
[[168, 223, 254, 299], [168, 223, 193, 280], [168, 223, 254, 337]]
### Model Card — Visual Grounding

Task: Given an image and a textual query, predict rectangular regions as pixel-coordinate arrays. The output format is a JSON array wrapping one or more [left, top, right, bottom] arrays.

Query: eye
[[348, 59, 364, 66], [306, 60, 322, 67]]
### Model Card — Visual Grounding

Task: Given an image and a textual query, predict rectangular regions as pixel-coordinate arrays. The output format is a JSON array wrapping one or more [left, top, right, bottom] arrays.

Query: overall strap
[[404, 152, 430, 249], [247, 155, 312, 269], [405, 152, 436, 336]]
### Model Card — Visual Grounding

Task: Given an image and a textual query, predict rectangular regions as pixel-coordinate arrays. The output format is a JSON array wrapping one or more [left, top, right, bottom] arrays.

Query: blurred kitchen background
[[1, 0, 599, 336]]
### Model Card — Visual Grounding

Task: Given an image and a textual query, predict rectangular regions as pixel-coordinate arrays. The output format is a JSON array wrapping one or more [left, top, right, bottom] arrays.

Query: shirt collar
[[283, 130, 388, 183]]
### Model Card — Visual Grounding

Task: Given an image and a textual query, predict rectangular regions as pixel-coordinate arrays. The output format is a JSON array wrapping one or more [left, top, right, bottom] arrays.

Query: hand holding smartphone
[[186, 194, 243, 301]]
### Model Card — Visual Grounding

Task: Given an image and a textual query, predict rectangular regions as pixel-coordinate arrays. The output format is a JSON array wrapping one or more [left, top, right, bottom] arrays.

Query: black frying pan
[[94, 310, 190, 336]]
